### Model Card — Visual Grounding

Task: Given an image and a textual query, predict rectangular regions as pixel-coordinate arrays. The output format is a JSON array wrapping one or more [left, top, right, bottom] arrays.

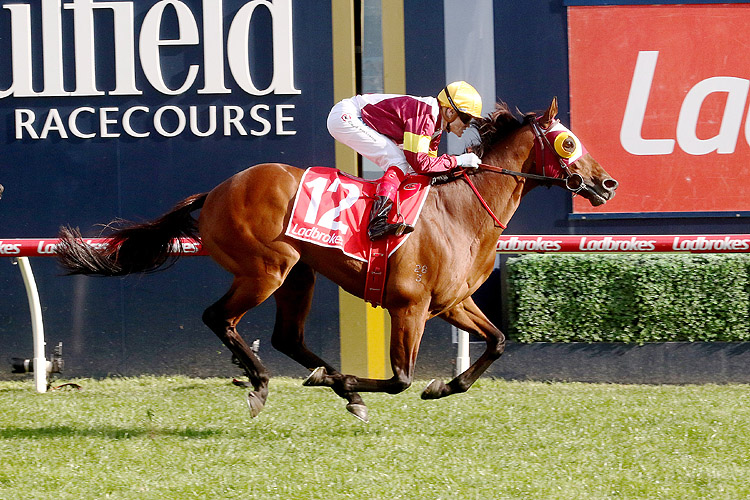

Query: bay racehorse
[[56, 98, 617, 422]]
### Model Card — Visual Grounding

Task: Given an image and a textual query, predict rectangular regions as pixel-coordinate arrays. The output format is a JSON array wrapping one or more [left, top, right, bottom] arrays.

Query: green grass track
[[1, 376, 749, 499]]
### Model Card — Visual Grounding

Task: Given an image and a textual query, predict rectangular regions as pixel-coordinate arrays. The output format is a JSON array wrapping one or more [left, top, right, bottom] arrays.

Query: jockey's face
[[441, 107, 471, 137]]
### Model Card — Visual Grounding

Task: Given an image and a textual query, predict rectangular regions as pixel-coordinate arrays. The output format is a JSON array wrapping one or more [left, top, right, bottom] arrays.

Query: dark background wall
[[2, 1, 747, 382], [0, 0, 339, 379]]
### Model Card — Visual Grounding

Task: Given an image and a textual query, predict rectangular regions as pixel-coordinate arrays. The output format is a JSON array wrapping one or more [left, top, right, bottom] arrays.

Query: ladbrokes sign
[[568, 4, 750, 214], [1, 0, 300, 140]]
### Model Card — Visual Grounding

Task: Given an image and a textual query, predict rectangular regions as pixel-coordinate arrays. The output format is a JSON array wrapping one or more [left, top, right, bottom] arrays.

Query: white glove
[[456, 153, 481, 169]]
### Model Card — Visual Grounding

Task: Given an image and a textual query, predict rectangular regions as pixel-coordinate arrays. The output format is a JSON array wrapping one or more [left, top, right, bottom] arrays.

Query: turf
[[1, 376, 749, 499]]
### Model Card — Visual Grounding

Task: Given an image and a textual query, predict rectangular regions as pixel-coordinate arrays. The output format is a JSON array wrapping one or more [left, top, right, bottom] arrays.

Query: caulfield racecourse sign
[[2, 0, 300, 140]]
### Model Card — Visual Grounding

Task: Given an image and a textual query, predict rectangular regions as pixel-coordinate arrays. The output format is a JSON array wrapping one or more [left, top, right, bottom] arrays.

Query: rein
[[476, 162, 564, 185]]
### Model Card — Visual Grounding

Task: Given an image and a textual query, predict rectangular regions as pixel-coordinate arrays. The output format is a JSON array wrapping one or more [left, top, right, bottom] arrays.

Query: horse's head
[[472, 99, 617, 206], [532, 98, 618, 206]]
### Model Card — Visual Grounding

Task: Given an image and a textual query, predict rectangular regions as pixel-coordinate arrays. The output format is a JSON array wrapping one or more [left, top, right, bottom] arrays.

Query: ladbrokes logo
[[672, 236, 750, 252], [0, 241, 21, 255], [579, 236, 656, 252], [288, 223, 344, 246], [496, 236, 562, 252], [1, 0, 299, 141], [622, 50, 750, 156]]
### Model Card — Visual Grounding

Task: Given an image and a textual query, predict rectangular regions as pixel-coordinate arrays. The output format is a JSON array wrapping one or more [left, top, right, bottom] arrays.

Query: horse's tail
[[56, 192, 208, 276]]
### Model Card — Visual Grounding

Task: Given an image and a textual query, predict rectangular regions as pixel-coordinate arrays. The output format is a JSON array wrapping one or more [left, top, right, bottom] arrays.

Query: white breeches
[[327, 99, 411, 175]]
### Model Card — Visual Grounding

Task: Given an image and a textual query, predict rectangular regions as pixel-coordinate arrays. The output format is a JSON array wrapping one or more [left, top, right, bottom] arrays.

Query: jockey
[[327, 81, 483, 240]]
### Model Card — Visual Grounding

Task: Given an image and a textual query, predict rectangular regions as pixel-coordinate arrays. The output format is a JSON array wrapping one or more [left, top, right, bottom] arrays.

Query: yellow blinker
[[553, 132, 578, 159]]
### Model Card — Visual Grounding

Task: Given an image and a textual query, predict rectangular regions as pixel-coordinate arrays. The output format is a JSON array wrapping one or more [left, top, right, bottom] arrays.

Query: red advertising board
[[568, 5, 750, 214]]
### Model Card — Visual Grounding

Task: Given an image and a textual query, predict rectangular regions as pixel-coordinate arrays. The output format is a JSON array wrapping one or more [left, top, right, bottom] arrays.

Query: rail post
[[13, 256, 48, 393], [452, 326, 471, 376], [2, 237, 205, 392]]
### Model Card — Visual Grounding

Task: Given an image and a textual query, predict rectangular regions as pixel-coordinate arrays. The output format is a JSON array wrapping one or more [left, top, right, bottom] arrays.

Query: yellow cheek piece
[[553, 132, 578, 159]]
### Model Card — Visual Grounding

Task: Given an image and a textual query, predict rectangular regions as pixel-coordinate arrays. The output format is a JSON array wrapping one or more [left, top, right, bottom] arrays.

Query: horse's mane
[[431, 102, 532, 186], [469, 101, 530, 158]]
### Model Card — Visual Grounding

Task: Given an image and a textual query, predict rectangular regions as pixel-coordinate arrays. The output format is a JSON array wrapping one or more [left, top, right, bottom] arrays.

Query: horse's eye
[[554, 132, 577, 158]]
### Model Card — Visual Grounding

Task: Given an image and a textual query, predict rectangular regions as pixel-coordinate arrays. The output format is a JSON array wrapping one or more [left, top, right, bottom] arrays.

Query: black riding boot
[[367, 196, 414, 241]]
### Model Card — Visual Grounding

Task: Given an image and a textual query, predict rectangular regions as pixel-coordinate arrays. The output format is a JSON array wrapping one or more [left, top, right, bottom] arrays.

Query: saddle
[[285, 167, 431, 306]]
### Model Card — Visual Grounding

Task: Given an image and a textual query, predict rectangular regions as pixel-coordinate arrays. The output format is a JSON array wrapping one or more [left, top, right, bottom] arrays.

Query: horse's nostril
[[603, 178, 618, 191]]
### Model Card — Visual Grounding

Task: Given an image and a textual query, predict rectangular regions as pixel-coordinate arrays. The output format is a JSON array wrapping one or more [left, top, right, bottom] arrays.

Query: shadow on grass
[[0, 423, 385, 443], [0, 425, 227, 440]]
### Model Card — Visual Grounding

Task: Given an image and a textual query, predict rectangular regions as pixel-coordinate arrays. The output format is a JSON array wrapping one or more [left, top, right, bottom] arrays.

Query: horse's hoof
[[346, 403, 369, 423], [246, 392, 265, 418], [302, 366, 327, 387], [421, 379, 446, 400], [232, 378, 253, 388]]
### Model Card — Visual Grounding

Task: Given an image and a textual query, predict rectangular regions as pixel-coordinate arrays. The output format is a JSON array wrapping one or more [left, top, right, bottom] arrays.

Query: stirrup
[[368, 219, 414, 240], [394, 223, 415, 237]]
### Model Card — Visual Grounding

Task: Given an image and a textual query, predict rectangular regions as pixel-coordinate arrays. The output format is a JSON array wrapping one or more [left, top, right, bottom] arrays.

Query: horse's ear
[[541, 97, 559, 127]]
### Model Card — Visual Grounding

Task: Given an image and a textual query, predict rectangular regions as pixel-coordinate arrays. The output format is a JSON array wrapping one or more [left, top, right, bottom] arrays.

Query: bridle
[[527, 115, 587, 193], [454, 115, 595, 228]]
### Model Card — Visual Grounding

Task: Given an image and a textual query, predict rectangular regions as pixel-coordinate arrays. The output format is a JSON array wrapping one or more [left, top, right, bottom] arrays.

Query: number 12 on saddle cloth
[[285, 167, 431, 262]]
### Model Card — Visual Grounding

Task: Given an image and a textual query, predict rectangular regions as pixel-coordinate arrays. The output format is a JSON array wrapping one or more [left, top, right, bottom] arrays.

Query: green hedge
[[506, 254, 750, 343]]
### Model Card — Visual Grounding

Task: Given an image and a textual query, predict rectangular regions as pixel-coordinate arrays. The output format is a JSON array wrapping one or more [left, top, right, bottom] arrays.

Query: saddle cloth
[[285, 167, 431, 262]]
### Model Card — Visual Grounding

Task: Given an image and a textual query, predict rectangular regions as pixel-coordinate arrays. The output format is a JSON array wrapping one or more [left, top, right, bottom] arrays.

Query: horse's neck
[[430, 128, 534, 246], [472, 131, 535, 227]]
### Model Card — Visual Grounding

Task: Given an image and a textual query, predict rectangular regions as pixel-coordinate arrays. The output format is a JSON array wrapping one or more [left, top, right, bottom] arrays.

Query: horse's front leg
[[304, 304, 429, 397], [421, 297, 505, 400]]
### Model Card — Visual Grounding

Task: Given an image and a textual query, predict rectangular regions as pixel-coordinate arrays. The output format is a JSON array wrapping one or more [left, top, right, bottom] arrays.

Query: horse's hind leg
[[271, 263, 369, 422], [202, 276, 279, 417], [421, 297, 505, 400]]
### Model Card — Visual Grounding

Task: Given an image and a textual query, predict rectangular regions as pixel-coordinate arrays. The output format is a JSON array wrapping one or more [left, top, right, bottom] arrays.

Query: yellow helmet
[[437, 81, 483, 119]]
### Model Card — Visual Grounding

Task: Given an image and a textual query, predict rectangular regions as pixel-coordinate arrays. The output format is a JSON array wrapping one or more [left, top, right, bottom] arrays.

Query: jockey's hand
[[456, 152, 481, 169]]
